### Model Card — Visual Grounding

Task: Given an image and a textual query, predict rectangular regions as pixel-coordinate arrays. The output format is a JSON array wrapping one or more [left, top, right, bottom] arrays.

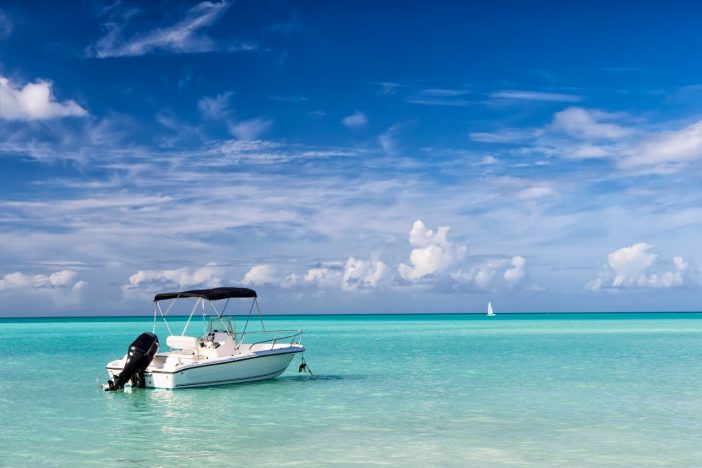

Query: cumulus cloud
[[241, 265, 277, 285], [303, 264, 343, 288], [504, 256, 526, 284], [452, 259, 506, 290], [588, 243, 688, 290], [122, 263, 223, 299], [342, 111, 367, 129], [0, 76, 87, 120], [228, 117, 273, 140], [0, 269, 82, 290], [551, 107, 632, 140], [0, 269, 87, 306], [286, 257, 387, 292], [90, 1, 233, 58], [399, 220, 467, 281], [452, 256, 531, 291], [342, 257, 387, 291]]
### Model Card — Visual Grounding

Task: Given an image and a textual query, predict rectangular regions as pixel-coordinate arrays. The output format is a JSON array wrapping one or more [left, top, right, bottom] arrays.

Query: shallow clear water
[[2, 313, 702, 466]]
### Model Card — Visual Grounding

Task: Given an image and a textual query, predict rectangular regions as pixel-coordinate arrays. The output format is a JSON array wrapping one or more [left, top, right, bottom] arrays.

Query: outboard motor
[[106, 332, 159, 391]]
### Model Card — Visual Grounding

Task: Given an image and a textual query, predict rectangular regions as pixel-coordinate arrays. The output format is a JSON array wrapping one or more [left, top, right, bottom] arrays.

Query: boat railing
[[236, 329, 303, 351]]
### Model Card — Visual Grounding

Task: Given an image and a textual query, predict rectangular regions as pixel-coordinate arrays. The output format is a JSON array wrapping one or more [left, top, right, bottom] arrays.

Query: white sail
[[487, 301, 495, 316]]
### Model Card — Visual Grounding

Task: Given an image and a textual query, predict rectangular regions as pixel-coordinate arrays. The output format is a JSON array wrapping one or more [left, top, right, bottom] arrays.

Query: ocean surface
[[2, 313, 702, 466]]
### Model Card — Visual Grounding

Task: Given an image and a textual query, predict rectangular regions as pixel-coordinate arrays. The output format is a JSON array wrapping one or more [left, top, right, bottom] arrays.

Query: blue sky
[[1, 1, 702, 316]]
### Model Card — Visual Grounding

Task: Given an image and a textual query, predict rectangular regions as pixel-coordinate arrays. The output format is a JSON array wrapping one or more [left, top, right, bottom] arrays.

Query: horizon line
[[2, 310, 702, 320]]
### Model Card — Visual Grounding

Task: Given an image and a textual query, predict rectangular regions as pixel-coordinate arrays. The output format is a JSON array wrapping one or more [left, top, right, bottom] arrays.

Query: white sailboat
[[487, 301, 495, 317]]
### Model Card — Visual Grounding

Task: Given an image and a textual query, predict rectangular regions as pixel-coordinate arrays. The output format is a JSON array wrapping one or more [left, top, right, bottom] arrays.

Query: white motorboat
[[105, 287, 305, 390]]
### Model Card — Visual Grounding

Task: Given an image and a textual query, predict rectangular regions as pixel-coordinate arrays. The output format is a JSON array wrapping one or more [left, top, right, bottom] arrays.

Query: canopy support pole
[[156, 302, 174, 336], [255, 298, 265, 331], [181, 298, 200, 336], [240, 298, 257, 339], [201, 298, 207, 334]]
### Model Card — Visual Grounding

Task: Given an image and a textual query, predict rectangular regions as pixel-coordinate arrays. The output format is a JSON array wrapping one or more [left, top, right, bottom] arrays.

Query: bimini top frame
[[151, 287, 264, 339]]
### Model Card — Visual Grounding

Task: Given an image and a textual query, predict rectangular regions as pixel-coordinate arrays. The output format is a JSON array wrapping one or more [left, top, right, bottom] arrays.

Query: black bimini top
[[153, 287, 257, 302]]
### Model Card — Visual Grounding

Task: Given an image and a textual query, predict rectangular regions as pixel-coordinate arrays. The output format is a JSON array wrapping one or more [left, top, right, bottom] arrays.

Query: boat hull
[[107, 347, 303, 389]]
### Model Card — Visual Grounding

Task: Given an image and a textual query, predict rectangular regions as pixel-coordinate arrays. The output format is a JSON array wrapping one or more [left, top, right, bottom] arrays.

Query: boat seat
[[166, 335, 199, 350]]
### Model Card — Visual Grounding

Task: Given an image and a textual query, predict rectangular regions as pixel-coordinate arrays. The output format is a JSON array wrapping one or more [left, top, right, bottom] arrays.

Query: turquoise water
[[2, 313, 702, 466]]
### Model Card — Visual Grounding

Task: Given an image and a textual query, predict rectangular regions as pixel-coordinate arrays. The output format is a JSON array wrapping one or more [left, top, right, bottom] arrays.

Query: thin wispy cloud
[[372, 81, 402, 96], [228, 117, 273, 140], [0, 9, 13, 38], [198, 91, 234, 120], [490, 90, 583, 103], [89, 1, 240, 58], [378, 124, 401, 152], [419, 88, 471, 97], [550, 107, 632, 140], [469, 129, 543, 144], [620, 120, 702, 172], [405, 96, 472, 107]]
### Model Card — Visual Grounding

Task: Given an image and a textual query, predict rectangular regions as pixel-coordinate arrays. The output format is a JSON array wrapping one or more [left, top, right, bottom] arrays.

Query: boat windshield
[[208, 317, 234, 335]]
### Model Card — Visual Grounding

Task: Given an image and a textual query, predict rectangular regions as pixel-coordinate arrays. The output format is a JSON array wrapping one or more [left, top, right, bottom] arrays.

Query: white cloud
[[451, 256, 531, 291], [451, 259, 506, 290], [504, 256, 526, 284], [0, 269, 87, 307], [621, 120, 702, 171], [241, 265, 277, 285], [0, 269, 80, 290], [551, 107, 632, 140], [198, 91, 233, 120], [469, 128, 542, 144], [342, 257, 387, 291], [399, 220, 467, 281], [0, 76, 87, 121], [122, 264, 223, 299], [405, 96, 472, 107], [491, 90, 582, 103], [516, 186, 556, 200], [342, 111, 367, 129], [91, 1, 232, 58], [281, 273, 302, 288], [609, 243, 657, 287], [473, 108, 702, 174], [379, 124, 401, 152], [228, 118, 273, 140], [588, 243, 688, 290], [563, 143, 615, 160], [294, 257, 387, 292], [303, 265, 342, 288]]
